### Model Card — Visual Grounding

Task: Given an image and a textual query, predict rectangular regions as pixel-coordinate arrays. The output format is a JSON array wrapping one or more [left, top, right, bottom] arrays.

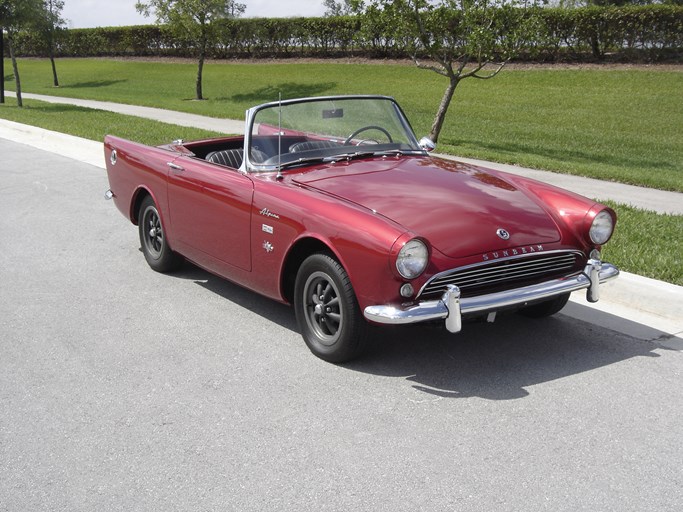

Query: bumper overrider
[[364, 259, 619, 333]]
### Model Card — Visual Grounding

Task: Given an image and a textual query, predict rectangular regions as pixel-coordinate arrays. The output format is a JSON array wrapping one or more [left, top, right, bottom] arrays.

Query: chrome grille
[[420, 251, 584, 298]]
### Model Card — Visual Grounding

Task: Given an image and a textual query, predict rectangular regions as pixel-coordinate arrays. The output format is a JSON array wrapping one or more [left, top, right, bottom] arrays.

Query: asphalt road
[[1, 139, 682, 511]]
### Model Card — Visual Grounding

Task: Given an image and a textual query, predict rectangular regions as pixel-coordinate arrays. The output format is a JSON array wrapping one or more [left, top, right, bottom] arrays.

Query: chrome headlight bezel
[[396, 239, 429, 280], [589, 210, 615, 245]]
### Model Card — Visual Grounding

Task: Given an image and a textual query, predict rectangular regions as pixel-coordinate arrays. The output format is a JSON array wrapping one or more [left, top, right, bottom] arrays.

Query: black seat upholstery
[[206, 149, 244, 168], [249, 148, 268, 163], [289, 140, 342, 153], [206, 148, 268, 168]]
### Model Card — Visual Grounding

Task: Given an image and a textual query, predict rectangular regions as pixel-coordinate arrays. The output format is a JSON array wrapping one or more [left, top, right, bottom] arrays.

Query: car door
[[167, 155, 254, 272]]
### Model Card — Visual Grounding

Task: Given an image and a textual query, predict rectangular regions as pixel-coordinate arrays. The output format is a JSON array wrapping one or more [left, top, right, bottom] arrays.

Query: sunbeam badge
[[496, 228, 510, 240]]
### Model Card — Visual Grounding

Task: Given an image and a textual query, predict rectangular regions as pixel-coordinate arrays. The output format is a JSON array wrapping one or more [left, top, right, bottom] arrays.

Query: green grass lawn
[[3, 58, 682, 191], [601, 202, 682, 286]]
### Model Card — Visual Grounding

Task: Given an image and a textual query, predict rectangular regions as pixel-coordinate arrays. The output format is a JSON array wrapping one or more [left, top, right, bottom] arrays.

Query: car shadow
[[169, 262, 664, 401], [346, 311, 663, 401], [170, 262, 299, 333]]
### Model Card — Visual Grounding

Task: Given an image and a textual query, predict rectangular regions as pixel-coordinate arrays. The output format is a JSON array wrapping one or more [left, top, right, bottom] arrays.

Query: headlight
[[589, 210, 614, 245], [396, 239, 428, 279]]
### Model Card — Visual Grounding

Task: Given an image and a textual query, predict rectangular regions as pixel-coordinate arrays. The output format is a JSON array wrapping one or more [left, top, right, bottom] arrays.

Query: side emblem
[[496, 228, 510, 240], [259, 208, 280, 219]]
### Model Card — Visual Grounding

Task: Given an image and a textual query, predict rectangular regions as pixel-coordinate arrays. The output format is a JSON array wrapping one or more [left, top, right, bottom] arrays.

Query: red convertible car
[[104, 95, 618, 362]]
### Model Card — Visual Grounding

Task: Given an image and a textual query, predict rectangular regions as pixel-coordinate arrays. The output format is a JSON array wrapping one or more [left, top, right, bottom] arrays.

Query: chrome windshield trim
[[243, 95, 422, 173]]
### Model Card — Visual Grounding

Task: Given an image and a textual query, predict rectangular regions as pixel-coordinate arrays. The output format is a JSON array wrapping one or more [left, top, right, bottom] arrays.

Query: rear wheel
[[138, 195, 182, 272], [294, 253, 367, 363], [518, 293, 570, 318]]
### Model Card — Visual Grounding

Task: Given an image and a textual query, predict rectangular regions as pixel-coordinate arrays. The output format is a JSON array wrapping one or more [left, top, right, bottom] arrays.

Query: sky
[[62, 0, 327, 29]]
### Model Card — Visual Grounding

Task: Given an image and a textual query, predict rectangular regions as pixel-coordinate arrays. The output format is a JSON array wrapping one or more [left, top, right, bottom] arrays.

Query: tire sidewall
[[518, 292, 570, 318], [294, 253, 365, 363], [138, 196, 180, 273]]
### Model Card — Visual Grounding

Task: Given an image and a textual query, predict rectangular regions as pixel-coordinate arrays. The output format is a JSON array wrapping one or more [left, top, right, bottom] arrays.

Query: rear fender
[[104, 135, 178, 244]]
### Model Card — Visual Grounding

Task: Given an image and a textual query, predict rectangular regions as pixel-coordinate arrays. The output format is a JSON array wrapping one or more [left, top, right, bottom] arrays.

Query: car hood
[[292, 156, 561, 258]]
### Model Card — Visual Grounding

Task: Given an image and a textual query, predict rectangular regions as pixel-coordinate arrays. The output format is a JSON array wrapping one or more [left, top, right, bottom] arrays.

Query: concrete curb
[[0, 118, 104, 169], [1, 118, 681, 346], [567, 271, 683, 348]]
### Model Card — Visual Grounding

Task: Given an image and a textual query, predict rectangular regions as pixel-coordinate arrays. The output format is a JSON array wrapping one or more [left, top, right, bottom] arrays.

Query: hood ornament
[[496, 228, 510, 240]]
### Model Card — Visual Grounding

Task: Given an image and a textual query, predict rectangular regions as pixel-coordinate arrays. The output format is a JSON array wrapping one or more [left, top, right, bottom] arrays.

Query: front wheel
[[138, 195, 183, 273], [294, 253, 367, 363], [518, 293, 570, 318]]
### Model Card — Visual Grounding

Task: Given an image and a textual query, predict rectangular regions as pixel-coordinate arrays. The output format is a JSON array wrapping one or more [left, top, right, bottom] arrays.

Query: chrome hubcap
[[303, 271, 342, 346], [144, 207, 163, 257]]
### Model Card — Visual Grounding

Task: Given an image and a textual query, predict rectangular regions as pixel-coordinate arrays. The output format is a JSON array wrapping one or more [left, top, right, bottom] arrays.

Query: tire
[[518, 292, 570, 318], [138, 195, 183, 273], [294, 253, 367, 363]]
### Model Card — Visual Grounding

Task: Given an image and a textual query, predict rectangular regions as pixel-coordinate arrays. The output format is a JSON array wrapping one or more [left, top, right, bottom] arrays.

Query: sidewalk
[[1, 95, 681, 346]]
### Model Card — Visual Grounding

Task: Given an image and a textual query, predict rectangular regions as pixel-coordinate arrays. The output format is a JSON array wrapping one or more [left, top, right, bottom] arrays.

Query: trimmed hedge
[[534, 6, 683, 61], [4, 6, 682, 62]]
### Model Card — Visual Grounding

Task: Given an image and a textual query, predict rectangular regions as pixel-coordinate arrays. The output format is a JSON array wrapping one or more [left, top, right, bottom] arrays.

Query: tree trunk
[[50, 55, 59, 87], [195, 53, 204, 100], [7, 32, 23, 108], [590, 33, 602, 61], [49, 31, 59, 87], [195, 33, 206, 100], [429, 76, 459, 143]]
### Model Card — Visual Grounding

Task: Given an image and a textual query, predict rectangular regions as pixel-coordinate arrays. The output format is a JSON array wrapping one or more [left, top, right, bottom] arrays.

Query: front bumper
[[363, 259, 619, 333]]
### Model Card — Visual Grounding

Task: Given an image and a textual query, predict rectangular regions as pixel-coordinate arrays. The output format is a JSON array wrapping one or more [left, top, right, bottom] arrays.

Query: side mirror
[[419, 137, 436, 152]]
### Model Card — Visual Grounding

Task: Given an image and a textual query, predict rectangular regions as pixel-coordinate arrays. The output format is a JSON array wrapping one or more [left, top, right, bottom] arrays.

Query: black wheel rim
[[303, 271, 343, 346], [142, 206, 163, 259]]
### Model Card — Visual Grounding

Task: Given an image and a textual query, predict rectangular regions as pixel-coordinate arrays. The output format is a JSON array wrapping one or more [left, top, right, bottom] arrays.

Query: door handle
[[168, 162, 184, 171]]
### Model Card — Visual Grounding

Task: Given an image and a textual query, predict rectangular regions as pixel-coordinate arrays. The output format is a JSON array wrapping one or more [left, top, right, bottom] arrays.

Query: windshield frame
[[243, 95, 425, 173]]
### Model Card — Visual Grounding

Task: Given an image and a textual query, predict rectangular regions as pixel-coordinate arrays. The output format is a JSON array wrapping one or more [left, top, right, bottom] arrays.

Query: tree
[[35, 0, 66, 87], [359, 1, 537, 143], [136, 0, 246, 100], [557, 0, 663, 5], [0, 0, 43, 107], [323, 0, 357, 15]]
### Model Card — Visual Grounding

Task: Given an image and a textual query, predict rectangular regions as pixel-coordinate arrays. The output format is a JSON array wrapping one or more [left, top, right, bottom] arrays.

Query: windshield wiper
[[332, 151, 375, 162], [280, 152, 374, 169], [277, 156, 333, 170], [336, 149, 423, 160], [277, 149, 422, 170], [372, 148, 424, 157]]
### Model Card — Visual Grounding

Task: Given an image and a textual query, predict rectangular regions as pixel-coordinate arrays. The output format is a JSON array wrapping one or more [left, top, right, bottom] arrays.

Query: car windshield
[[246, 96, 424, 171]]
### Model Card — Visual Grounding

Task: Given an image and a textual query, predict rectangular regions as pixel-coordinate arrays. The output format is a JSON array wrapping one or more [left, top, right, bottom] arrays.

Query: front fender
[[250, 177, 408, 309]]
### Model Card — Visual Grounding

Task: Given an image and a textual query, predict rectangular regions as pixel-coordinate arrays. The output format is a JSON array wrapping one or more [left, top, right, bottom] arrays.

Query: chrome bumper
[[363, 260, 619, 333]]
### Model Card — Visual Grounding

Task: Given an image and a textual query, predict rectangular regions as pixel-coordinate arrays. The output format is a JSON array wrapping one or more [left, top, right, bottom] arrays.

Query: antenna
[[276, 92, 283, 181]]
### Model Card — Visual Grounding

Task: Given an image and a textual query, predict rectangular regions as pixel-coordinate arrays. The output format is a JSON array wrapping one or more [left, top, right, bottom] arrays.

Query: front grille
[[419, 251, 585, 299]]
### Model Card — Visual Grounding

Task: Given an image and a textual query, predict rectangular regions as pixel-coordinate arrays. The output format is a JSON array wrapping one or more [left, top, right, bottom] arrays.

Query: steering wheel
[[344, 125, 393, 145]]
